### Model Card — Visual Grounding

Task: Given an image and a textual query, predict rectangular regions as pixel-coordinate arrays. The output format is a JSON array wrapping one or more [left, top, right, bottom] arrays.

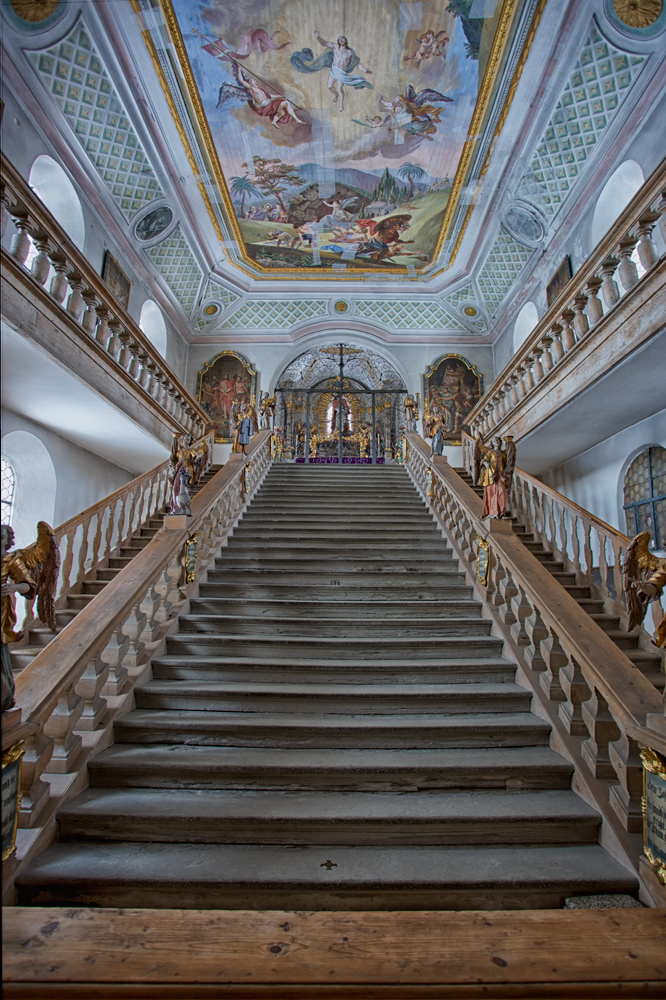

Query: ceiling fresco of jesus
[[165, 0, 522, 275]]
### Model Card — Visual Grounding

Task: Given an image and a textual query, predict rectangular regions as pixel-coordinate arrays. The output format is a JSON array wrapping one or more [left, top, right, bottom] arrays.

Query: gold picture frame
[[640, 746, 666, 885], [102, 250, 131, 311]]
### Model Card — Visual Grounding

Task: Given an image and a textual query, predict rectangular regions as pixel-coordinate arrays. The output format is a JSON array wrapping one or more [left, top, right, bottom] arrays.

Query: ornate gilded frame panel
[[196, 350, 257, 444], [423, 353, 483, 446]]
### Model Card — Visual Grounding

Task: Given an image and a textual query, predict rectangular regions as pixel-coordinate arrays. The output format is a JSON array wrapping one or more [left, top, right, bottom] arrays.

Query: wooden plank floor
[[3, 907, 666, 998]]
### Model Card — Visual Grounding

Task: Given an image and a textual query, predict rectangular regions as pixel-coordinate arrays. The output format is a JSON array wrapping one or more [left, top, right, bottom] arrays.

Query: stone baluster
[[121, 601, 147, 670], [100, 626, 130, 696], [81, 289, 99, 336], [30, 229, 52, 285], [143, 359, 159, 397], [558, 655, 591, 737], [539, 628, 567, 703], [106, 318, 123, 361], [524, 604, 548, 673], [74, 654, 109, 731], [530, 346, 545, 385], [616, 235, 639, 292], [134, 352, 150, 390], [43, 688, 85, 774], [515, 366, 530, 401], [657, 191, 666, 246], [538, 334, 555, 375], [48, 252, 69, 304], [581, 688, 618, 779], [66, 271, 85, 322], [584, 277, 604, 326], [10, 209, 31, 265], [559, 308, 576, 352], [599, 256, 620, 309], [126, 339, 144, 382], [0, 182, 11, 239], [570, 294, 589, 340], [17, 729, 54, 829], [636, 210, 660, 270], [549, 323, 565, 364], [94, 304, 112, 349], [521, 356, 536, 395], [608, 730, 644, 833], [115, 328, 133, 371]]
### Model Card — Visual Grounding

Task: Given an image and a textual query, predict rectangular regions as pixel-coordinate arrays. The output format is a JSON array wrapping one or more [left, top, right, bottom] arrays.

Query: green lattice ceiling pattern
[[355, 300, 464, 331], [194, 279, 241, 330], [27, 21, 164, 221], [445, 284, 476, 309], [516, 23, 645, 217], [224, 299, 328, 329], [145, 226, 203, 314], [477, 228, 533, 315]]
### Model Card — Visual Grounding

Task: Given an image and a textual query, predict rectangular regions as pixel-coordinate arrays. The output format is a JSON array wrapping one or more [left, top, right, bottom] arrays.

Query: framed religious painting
[[423, 354, 483, 445], [102, 251, 131, 311], [546, 255, 573, 307], [197, 351, 257, 443]]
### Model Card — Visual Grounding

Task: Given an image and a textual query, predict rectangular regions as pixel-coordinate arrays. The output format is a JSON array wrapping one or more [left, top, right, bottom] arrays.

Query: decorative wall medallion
[[334, 301, 349, 313], [134, 206, 174, 242], [614, 0, 662, 28], [503, 203, 545, 247], [203, 303, 219, 316], [464, 306, 478, 316], [11, 0, 59, 23]]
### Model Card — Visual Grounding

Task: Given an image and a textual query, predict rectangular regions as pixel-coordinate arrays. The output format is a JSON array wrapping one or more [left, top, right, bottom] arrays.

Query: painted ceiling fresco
[[164, 0, 523, 276]]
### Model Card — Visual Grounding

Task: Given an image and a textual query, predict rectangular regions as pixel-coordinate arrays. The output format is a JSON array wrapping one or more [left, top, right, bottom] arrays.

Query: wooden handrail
[[1, 151, 209, 433], [464, 157, 666, 435], [54, 460, 168, 536]]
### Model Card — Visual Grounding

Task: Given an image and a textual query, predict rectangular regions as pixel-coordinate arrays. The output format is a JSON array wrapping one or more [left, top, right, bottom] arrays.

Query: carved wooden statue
[[404, 393, 419, 432], [474, 435, 513, 519], [1, 521, 59, 712], [259, 391, 276, 430]]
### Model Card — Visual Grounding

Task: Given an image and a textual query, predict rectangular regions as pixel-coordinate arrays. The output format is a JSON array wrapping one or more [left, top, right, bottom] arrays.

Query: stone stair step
[[232, 525, 441, 538], [165, 633, 506, 660], [113, 709, 551, 749], [53, 787, 601, 846], [87, 744, 575, 791], [17, 841, 636, 910], [134, 679, 531, 715], [202, 571, 468, 587], [176, 614, 491, 639], [187, 598, 484, 620], [215, 551, 456, 565], [151, 655, 517, 684], [198, 584, 475, 601], [225, 540, 449, 554]]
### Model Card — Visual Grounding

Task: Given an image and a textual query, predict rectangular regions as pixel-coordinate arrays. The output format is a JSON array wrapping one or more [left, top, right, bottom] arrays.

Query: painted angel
[[2, 521, 60, 711], [404, 30, 449, 68], [623, 531, 666, 647], [216, 61, 305, 128], [379, 86, 452, 141]]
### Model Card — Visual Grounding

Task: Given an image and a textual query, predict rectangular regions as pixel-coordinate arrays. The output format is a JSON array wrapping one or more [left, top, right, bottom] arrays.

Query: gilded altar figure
[[270, 426, 285, 462], [403, 393, 419, 432], [168, 435, 209, 514], [259, 391, 276, 430], [425, 406, 445, 456], [474, 435, 510, 519], [309, 430, 320, 458], [623, 531, 666, 649], [2, 522, 59, 712], [354, 423, 372, 458]]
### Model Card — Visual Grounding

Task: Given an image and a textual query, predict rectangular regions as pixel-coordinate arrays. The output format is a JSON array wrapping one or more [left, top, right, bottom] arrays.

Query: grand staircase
[[17, 465, 637, 910]]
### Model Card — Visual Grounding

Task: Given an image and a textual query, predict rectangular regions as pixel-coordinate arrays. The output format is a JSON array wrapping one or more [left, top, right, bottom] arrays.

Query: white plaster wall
[[1, 407, 133, 533], [539, 408, 666, 534]]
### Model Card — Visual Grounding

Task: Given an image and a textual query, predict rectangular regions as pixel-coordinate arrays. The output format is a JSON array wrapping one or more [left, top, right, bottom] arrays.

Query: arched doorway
[[275, 343, 407, 464]]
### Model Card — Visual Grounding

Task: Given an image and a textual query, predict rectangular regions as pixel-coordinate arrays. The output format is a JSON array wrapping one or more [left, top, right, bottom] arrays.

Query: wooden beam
[[3, 907, 665, 998]]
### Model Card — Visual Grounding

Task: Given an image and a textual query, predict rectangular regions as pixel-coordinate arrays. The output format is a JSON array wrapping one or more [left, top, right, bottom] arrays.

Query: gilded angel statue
[[2, 521, 60, 711], [623, 531, 666, 648]]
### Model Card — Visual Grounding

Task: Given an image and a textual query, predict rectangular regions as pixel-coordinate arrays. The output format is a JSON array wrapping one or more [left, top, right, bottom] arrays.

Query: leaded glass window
[[1, 458, 16, 527], [623, 446, 666, 550]]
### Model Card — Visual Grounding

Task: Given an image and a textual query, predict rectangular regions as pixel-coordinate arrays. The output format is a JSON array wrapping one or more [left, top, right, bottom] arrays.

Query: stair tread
[[137, 680, 526, 697], [117, 709, 549, 729]]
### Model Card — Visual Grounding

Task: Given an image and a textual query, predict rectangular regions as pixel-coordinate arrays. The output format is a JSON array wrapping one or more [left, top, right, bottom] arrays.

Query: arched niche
[[512, 302, 539, 354], [1, 430, 57, 548], [139, 299, 168, 356], [591, 160, 644, 246], [28, 154, 86, 251]]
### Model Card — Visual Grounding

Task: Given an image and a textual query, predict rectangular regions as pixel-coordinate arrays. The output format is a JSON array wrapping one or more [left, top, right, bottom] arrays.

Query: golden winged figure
[[622, 531, 665, 637]]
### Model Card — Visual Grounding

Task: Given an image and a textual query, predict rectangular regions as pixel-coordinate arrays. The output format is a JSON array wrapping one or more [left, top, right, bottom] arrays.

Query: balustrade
[[464, 162, 666, 442], [1, 152, 209, 441], [404, 433, 663, 877], [9, 432, 271, 862]]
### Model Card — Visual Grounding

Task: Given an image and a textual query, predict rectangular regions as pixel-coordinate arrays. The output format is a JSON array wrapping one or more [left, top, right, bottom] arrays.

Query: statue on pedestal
[[1, 522, 59, 712], [403, 393, 420, 432], [474, 435, 515, 519], [259, 391, 276, 430]]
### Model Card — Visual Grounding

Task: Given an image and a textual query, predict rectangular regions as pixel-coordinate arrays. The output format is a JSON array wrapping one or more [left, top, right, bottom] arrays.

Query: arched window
[[1, 458, 16, 526], [512, 301, 539, 354], [29, 155, 86, 251], [623, 446, 666, 550], [139, 299, 168, 356], [0, 431, 57, 549]]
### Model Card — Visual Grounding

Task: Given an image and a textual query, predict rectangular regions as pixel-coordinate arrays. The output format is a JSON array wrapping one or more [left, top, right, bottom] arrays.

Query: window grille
[[623, 446, 666, 551], [1, 458, 16, 527]]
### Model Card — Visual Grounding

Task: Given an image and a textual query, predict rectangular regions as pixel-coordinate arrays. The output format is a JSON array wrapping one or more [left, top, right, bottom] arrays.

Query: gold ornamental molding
[[136, 0, 541, 281], [640, 746, 666, 886]]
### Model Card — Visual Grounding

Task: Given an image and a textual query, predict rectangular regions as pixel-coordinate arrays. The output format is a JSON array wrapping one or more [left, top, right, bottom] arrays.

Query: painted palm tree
[[230, 175, 260, 218], [397, 162, 426, 201]]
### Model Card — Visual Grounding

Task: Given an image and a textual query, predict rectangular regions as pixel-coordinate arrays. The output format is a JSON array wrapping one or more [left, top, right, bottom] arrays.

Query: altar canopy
[[275, 344, 407, 463]]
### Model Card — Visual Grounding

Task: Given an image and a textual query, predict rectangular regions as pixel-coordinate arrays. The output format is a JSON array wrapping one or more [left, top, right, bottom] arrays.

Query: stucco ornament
[[613, 0, 662, 28]]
